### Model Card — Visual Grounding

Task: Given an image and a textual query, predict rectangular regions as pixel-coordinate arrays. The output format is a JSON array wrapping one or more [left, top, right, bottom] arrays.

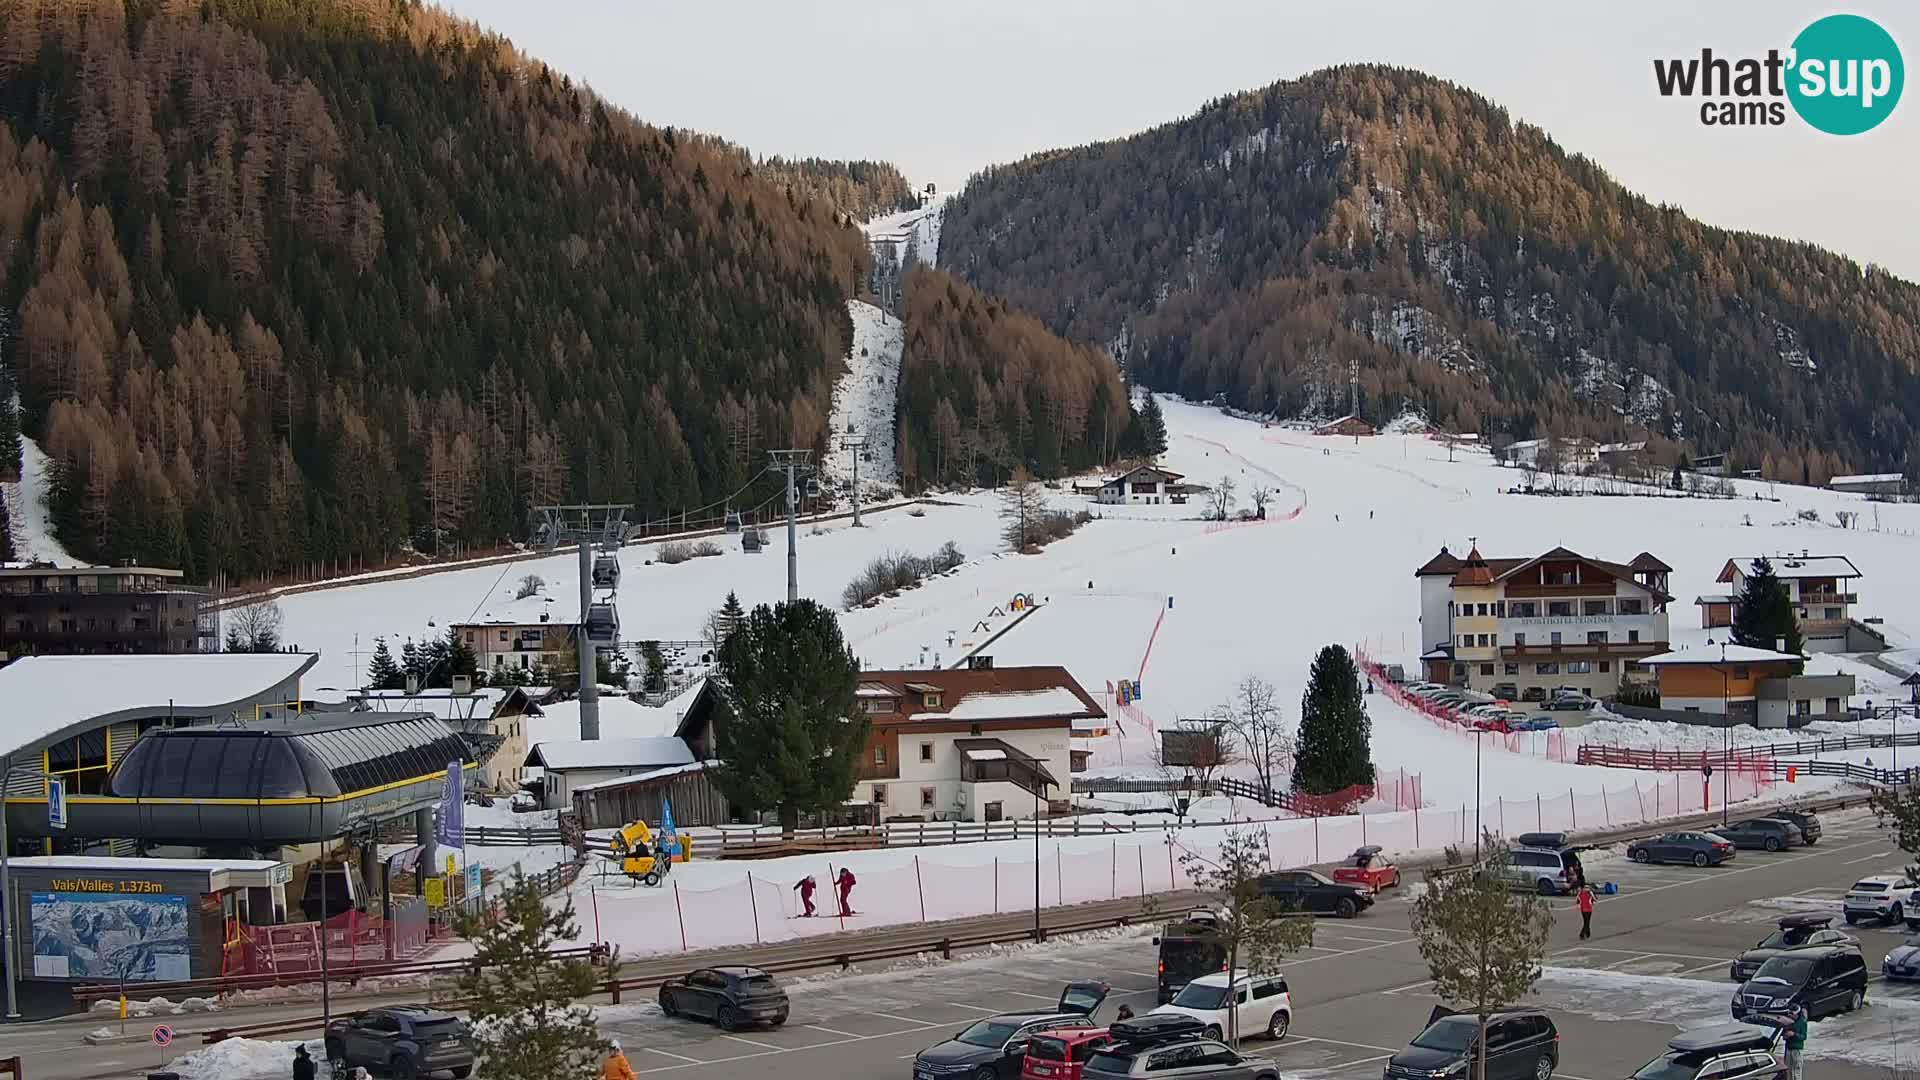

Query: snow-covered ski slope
[[2, 434, 80, 566], [278, 395, 1920, 802], [864, 195, 945, 270], [821, 300, 902, 493]]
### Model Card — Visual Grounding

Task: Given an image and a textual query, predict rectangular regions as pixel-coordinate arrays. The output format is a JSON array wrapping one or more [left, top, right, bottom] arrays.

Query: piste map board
[[29, 891, 193, 982]]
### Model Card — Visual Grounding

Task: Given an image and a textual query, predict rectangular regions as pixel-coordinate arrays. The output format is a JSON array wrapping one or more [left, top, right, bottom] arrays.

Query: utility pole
[[840, 433, 867, 527], [536, 504, 628, 740], [768, 450, 814, 604]]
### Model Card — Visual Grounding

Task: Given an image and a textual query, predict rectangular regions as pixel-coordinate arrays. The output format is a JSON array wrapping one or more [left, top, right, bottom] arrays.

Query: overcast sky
[[437, 1, 1918, 281]]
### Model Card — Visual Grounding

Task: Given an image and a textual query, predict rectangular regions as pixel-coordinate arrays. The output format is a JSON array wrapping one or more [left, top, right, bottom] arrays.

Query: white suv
[[1150, 970, 1291, 1041], [1844, 872, 1915, 925]]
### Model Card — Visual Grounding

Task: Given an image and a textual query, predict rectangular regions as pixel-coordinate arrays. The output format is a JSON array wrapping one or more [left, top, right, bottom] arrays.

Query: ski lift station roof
[[0, 652, 319, 761]]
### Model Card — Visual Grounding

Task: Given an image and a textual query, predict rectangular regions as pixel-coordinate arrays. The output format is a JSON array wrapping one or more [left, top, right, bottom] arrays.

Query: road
[[13, 808, 1916, 1079]]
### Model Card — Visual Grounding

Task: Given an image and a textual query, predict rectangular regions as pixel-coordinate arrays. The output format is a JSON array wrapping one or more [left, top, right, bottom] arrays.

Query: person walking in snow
[[836, 867, 857, 916], [601, 1040, 637, 1080], [1783, 1004, 1807, 1080], [794, 875, 817, 917], [1576, 883, 1595, 940], [291, 1044, 316, 1080]]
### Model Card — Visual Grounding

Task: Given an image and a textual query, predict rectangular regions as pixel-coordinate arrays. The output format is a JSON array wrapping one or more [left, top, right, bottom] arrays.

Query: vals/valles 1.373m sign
[[1654, 13, 1904, 133]]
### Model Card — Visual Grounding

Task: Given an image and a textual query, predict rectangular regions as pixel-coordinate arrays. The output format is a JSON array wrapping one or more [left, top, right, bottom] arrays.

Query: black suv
[[324, 1004, 475, 1079], [1768, 809, 1822, 846], [1255, 869, 1375, 918], [1384, 1008, 1558, 1080], [1731, 945, 1869, 1021], [659, 966, 790, 1030], [1729, 915, 1855, 983], [1630, 1024, 1785, 1080]]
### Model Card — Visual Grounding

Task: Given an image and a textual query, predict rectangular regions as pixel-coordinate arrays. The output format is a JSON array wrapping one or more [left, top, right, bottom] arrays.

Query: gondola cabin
[[723, 509, 743, 533], [591, 553, 621, 589], [584, 603, 620, 643], [741, 528, 763, 553]]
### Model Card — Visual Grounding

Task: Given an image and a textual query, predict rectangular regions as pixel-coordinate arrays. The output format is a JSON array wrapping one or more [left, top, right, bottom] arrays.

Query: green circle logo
[[1787, 14, 1904, 135]]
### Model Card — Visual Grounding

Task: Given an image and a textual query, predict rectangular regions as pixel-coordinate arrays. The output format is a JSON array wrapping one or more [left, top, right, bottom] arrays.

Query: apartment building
[[453, 618, 568, 673], [1708, 554, 1862, 653], [0, 564, 214, 660], [1415, 545, 1672, 698]]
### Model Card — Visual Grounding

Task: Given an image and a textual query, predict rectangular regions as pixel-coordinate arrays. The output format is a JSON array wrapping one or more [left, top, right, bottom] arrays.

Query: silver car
[[1083, 1039, 1282, 1080]]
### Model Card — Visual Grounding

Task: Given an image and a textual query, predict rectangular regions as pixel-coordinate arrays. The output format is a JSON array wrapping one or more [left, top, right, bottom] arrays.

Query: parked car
[[1627, 832, 1735, 867], [1520, 686, 1549, 702], [1842, 872, 1915, 925], [658, 966, 790, 1030], [1628, 1024, 1785, 1080], [1150, 970, 1291, 1041], [1731, 946, 1868, 1021], [1511, 715, 1559, 731], [1714, 819, 1803, 852], [1542, 694, 1596, 712], [324, 1005, 475, 1080], [1766, 809, 1822, 846], [1155, 910, 1230, 1003], [1489, 683, 1521, 701], [1083, 1022, 1281, 1080], [913, 1012, 1098, 1080], [1729, 915, 1856, 982], [1057, 981, 1112, 1019], [1881, 932, 1920, 982], [1382, 1007, 1558, 1080], [1494, 847, 1580, 895], [1332, 845, 1402, 891], [1023, 1027, 1116, 1080], [1255, 869, 1375, 917]]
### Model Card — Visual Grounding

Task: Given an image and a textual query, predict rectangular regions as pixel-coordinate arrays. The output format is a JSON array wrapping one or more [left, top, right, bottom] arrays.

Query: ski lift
[[805, 477, 823, 498], [584, 602, 620, 644], [741, 528, 763, 553], [592, 553, 621, 589], [723, 508, 743, 534]]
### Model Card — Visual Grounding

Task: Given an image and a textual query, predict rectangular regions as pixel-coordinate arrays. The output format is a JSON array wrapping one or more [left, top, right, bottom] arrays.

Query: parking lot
[[596, 808, 1917, 1080]]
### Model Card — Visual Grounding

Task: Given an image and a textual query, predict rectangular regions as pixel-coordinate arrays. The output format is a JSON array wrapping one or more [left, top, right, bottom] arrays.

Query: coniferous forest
[[941, 65, 1920, 481], [0, 0, 865, 581]]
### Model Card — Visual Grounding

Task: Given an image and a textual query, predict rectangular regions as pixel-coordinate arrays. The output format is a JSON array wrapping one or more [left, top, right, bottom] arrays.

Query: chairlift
[[723, 508, 743, 534], [591, 553, 621, 589], [584, 602, 620, 644]]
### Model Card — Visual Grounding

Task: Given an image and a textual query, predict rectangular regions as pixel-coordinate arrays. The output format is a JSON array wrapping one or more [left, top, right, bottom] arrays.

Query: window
[[1251, 979, 1287, 999], [1825, 697, 1840, 714], [1627, 629, 1640, 643], [1599, 661, 1611, 673], [919, 742, 934, 763], [1733, 666, 1750, 679], [1480, 664, 1494, 676], [1504, 664, 1520, 675], [1513, 633, 1527, 646], [464, 630, 475, 644], [1550, 631, 1563, 645], [1453, 663, 1466, 678], [1587, 630, 1607, 644], [872, 784, 888, 805], [924, 693, 942, 708], [1583, 600, 1610, 616], [1567, 661, 1592, 674], [1460, 634, 1472, 648], [1548, 601, 1573, 617], [1618, 598, 1644, 615], [1511, 601, 1538, 618], [1536, 663, 1560, 675], [1495, 602, 1507, 617], [862, 697, 895, 714], [920, 786, 936, 808], [498, 629, 509, 642], [1477, 603, 1489, 616], [873, 745, 888, 766], [1824, 607, 1841, 619], [1477, 634, 1490, 647]]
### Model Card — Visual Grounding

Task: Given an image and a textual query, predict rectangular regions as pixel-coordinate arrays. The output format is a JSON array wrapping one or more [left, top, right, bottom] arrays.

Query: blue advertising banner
[[659, 798, 680, 856], [435, 760, 464, 849]]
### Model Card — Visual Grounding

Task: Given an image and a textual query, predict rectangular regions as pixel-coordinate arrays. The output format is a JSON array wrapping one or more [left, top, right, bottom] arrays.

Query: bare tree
[[1219, 676, 1293, 800], [1157, 719, 1238, 808], [999, 466, 1046, 551], [1248, 484, 1273, 518], [224, 598, 283, 652], [1208, 475, 1238, 521], [514, 573, 546, 600]]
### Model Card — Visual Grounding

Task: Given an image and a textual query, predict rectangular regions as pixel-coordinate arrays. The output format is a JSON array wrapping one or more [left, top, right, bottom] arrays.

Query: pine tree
[[1295, 644, 1374, 795], [711, 599, 867, 833], [443, 625, 478, 686], [719, 591, 745, 641], [1731, 557, 1804, 660], [453, 873, 612, 1080], [366, 637, 403, 690], [400, 639, 426, 687], [639, 640, 668, 694], [0, 492, 14, 562], [1137, 394, 1168, 459]]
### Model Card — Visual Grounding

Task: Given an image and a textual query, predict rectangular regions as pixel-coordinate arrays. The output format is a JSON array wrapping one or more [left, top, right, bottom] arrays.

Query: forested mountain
[[749, 157, 921, 222], [940, 65, 1920, 481], [894, 267, 1133, 490], [0, 0, 864, 581]]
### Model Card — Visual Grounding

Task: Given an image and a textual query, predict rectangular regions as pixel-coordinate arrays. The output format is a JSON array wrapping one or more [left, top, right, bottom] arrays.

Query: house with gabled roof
[[1708, 553, 1865, 652], [1414, 544, 1672, 697], [1097, 465, 1186, 505]]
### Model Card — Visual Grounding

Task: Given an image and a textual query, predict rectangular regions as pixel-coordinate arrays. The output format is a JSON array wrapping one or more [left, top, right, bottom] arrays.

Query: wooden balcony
[[1501, 640, 1668, 658]]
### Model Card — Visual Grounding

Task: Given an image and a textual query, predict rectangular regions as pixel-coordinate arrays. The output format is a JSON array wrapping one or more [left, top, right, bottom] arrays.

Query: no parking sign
[[152, 1023, 174, 1047]]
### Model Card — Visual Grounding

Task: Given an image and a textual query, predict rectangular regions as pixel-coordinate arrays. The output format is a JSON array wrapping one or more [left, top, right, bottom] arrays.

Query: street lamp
[[1033, 779, 1049, 941], [1708, 637, 1729, 824], [1473, 727, 1486, 863]]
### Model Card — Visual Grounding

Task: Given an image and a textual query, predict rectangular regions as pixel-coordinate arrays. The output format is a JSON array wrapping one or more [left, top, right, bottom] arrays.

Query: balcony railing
[[1501, 640, 1668, 658], [1796, 591, 1857, 605]]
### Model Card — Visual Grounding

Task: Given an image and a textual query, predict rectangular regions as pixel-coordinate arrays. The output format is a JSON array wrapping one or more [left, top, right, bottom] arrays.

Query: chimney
[[1775, 637, 1786, 653], [452, 674, 472, 695], [405, 673, 421, 694]]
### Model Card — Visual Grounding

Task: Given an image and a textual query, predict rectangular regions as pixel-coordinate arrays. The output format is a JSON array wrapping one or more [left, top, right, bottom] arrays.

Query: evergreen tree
[[443, 625, 479, 686], [1136, 394, 1169, 459], [711, 599, 867, 833], [453, 873, 613, 1080], [1731, 557, 1804, 660], [639, 640, 668, 694], [366, 637, 404, 690], [1672, 453, 1688, 490], [1295, 644, 1374, 795], [423, 632, 455, 688], [0, 367, 21, 482], [719, 591, 746, 642], [400, 639, 427, 688], [0, 492, 12, 562]]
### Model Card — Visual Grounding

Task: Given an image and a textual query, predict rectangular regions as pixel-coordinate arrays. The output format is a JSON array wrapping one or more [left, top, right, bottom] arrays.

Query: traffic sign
[[48, 776, 67, 830], [446, 854, 456, 879], [152, 1024, 174, 1047], [465, 862, 482, 896], [425, 877, 446, 908]]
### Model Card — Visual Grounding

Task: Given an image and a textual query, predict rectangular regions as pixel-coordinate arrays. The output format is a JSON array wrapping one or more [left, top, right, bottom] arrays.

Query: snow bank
[[2, 433, 80, 565], [172, 1037, 322, 1080]]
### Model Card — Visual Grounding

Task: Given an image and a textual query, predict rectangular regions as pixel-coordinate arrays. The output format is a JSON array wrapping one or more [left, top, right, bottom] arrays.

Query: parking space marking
[[719, 1034, 785, 1051], [873, 1011, 926, 1026], [642, 1047, 707, 1064], [945, 1002, 1000, 1013], [805, 1024, 862, 1037], [996, 989, 1061, 1002], [1292, 1033, 1402, 1053], [1679, 960, 1732, 976], [1844, 851, 1894, 865], [1601, 952, 1663, 970]]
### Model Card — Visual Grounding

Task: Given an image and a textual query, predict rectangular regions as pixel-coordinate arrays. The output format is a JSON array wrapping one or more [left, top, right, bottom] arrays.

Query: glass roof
[[109, 718, 472, 800]]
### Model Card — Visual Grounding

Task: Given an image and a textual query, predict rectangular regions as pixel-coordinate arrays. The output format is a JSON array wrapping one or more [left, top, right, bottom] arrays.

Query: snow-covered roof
[[856, 683, 896, 698], [961, 747, 1007, 761], [1639, 644, 1805, 666], [571, 760, 712, 793], [353, 687, 533, 722], [930, 687, 1092, 722], [1830, 473, 1905, 486], [1597, 441, 1648, 454], [525, 736, 694, 771], [3, 855, 284, 871], [0, 653, 319, 758], [1720, 555, 1861, 581]]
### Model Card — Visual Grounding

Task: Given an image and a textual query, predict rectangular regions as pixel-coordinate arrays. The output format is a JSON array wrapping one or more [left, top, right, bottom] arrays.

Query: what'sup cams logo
[[1654, 13, 1903, 134]]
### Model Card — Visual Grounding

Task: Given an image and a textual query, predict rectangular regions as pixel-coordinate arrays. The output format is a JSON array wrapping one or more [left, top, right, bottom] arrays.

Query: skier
[[794, 875, 818, 917], [291, 1044, 316, 1080], [601, 1040, 637, 1080], [836, 867, 857, 916], [1576, 883, 1595, 940]]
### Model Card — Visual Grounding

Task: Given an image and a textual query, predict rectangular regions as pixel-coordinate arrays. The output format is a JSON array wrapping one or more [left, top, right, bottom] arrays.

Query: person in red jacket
[[793, 875, 817, 917], [835, 867, 857, 917], [1576, 883, 1595, 939]]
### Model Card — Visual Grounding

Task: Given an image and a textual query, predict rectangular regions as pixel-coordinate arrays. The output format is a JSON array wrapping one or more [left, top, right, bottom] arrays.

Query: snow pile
[[933, 686, 1090, 721], [823, 300, 903, 492], [172, 1037, 322, 1080], [2, 433, 80, 565], [88, 995, 221, 1017]]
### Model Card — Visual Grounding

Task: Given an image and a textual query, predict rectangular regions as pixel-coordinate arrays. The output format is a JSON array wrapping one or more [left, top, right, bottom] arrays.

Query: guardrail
[[1577, 732, 1920, 772], [465, 825, 570, 847], [69, 945, 609, 1007]]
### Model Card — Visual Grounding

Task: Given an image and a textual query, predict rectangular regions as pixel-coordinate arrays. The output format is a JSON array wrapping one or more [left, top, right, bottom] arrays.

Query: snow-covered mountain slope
[[864, 194, 945, 270], [822, 301, 903, 494], [3, 434, 80, 566]]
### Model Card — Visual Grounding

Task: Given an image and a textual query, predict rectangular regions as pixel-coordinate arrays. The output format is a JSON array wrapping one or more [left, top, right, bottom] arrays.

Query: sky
[[435, 1, 1919, 281]]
